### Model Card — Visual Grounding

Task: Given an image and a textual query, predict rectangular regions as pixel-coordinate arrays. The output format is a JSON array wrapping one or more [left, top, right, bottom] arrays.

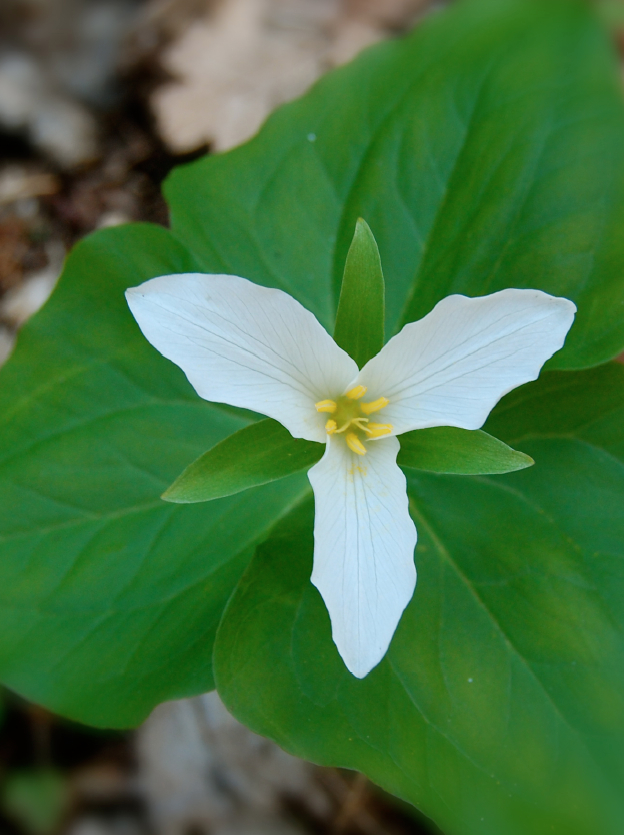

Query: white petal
[[357, 289, 576, 434], [308, 435, 417, 678], [126, 273, 358, 442]]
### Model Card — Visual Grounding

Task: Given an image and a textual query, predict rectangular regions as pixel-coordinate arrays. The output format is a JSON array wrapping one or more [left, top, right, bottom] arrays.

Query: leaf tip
[[161, 484, 183, 503], [354, 217, 372, 236], [517, 452, 535, 470]]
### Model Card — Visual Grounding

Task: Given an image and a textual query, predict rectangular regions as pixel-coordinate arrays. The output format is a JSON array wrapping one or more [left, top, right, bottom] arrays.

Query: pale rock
[[137, 691, 330, 835], [327, 17, 383, 66], [97, 210, 133, 228], [0, 165, 60, 206], [150, 0, 436, 154], [0, 241, 65, 327], [0, 326, 15, 367], [151, 0, 382, 153], [153, 0, 328, 153], [0, 52, 99, 167], [66, 816, 143, 835]]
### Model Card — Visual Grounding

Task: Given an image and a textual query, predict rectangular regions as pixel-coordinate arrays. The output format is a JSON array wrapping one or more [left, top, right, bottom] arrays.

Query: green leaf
[[164, 419, 322, 503], [333, 218, 385, 367], [0, 224, 309, 728], [166, 0, 622, 369], [398, 427, 533, 474], [213, 364, 623, 835], [485, 362, 624, 461]]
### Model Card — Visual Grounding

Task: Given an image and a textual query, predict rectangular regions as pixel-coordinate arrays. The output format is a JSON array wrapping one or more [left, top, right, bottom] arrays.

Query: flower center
[[314, 386, 392, 455]]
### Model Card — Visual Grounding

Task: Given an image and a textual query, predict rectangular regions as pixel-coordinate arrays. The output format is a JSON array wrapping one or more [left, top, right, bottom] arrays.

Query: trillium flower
[[126, 274, 575, 678]]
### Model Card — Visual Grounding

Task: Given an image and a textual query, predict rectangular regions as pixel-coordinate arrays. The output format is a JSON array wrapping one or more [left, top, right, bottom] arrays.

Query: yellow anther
[[325, 419, 337, 434], [363, 422, 393, 438], [360, 396, 389, 415], [345, 432, 366, 456], [345, 385, 368, 400], [315, 399, 337, 413]]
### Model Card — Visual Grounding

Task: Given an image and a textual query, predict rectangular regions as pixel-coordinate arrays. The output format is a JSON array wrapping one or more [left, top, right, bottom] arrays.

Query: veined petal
[[308, 435, 417, 678], [357, 289, 576, 435], [126, 273, 358, 442]]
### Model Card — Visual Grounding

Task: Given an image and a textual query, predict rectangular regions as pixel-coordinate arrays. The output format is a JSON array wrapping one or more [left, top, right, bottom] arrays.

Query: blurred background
[[0, 0, 621, 833]]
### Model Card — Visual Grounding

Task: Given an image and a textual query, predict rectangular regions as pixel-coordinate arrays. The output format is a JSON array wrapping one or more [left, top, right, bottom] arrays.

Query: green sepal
[[333, 219, 385, 368], [163, 419, 323, 503], [398, 426, 534, 475]]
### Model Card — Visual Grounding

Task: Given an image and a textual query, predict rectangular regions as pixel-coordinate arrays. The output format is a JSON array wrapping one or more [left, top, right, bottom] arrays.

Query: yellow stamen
[[363, 422, 393, 438], [345, 432, 366, 456], [325, 419, 337, 434], [360, 396, 389, 415], [315, 399, 337, 413], [345, 385, 368, 400]]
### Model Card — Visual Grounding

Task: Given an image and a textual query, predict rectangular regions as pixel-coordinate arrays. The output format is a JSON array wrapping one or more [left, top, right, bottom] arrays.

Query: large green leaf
[[166, 0, 622, 369], [0, 224, 309, 727], [214, 364, 622, 835], [484, 362, 624, 462]]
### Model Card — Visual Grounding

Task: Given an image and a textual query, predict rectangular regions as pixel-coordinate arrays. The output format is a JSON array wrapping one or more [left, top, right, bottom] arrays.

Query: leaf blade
[[485, 363, 624, 461], [163, 419, 322, 503]]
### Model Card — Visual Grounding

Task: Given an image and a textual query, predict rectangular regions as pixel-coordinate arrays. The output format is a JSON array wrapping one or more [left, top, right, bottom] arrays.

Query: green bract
[[163, 419, 322, 504], [398, 426, 534, 474], [334, 218, 385, 367], [0, 1, 621, 834]]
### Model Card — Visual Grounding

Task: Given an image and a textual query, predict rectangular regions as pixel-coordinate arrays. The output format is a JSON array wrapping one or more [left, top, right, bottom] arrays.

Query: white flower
[[126, 274, 575, 678]]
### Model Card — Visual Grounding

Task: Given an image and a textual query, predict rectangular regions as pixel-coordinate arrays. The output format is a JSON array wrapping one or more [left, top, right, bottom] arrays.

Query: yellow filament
[[345, 432, 366, 456], [333, 416, 367, 434], [363, 422, 393, 438], [315, 399, 337, 413], [345, 385, 368, 400], [325, 419, 337, 434], [360, 396, 389, 415]]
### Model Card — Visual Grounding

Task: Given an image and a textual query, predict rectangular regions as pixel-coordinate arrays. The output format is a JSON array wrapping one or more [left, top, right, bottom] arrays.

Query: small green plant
[[0, 1, 621, 835]]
